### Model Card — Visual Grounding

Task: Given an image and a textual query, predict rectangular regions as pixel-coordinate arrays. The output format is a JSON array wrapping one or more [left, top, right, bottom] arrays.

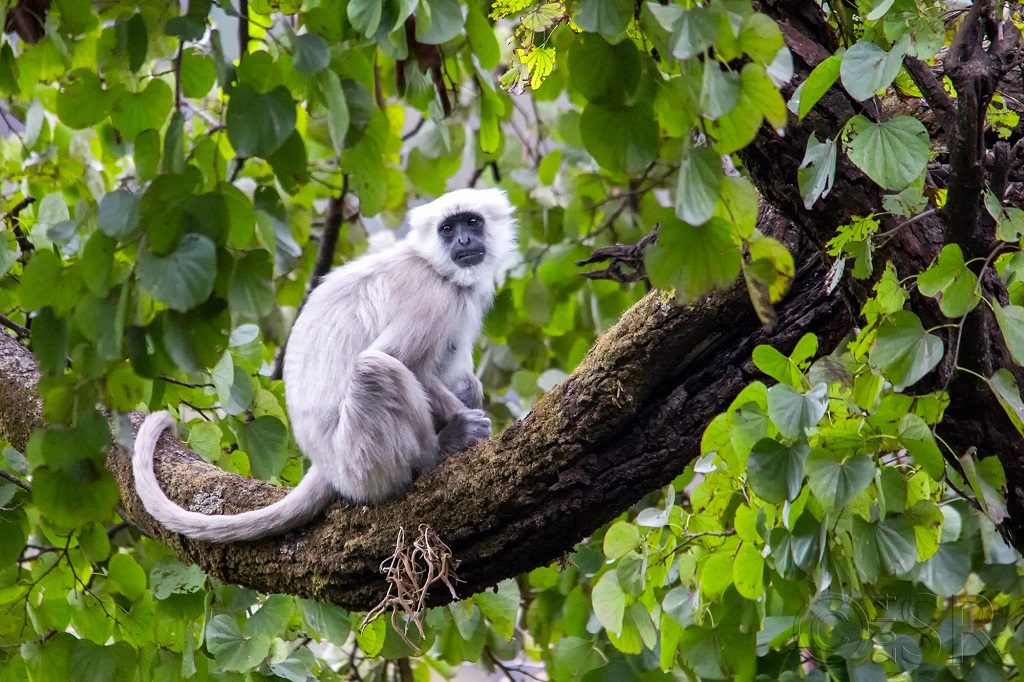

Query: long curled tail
[[132, 411, 335, 542]]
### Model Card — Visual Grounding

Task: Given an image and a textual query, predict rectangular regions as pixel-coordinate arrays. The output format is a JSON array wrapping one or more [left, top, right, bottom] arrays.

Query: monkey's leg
[[331, 350, 439, 502]]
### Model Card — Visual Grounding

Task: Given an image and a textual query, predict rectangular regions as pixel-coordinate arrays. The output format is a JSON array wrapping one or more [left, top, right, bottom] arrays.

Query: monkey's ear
[[406, 201, 438, 235]]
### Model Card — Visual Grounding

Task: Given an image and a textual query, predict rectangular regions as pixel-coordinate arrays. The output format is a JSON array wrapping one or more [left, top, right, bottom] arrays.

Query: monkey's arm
[[440, 342, 483, 410], [368, 325, 469, 424]]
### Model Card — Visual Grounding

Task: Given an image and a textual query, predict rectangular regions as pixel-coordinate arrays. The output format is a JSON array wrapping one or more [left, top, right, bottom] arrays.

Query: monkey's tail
[[132, 411, 335, 542]]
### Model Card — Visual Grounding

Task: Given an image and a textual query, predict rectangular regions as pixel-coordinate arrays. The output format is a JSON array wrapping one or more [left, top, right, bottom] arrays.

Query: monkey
[[132, 188, 517, 542]]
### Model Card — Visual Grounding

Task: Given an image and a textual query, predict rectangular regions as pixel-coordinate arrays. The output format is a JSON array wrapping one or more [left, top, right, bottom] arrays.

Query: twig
[[0, 469, 29, 492], [160, 376, 213, 389], [902, 55, 956, 130], [576, 225, 660, 284], [0, 315, 29, 340], [4, 196, 36, 255], [401, 117, 426, 141], [238, 0, 249, 56], [173, 41, 183, 111], [468, 162, 500, 188]]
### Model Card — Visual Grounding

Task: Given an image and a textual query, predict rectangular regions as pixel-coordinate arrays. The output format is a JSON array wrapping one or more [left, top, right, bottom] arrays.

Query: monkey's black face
[[438, 211, 487, 268]]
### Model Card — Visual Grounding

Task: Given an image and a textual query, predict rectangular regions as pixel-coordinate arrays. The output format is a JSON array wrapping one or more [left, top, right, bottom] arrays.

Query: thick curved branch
[[0, 223, 851, 610]]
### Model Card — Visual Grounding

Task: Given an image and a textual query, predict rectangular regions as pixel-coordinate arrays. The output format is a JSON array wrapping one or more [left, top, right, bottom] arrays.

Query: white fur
[[132, 189, 517, 542]]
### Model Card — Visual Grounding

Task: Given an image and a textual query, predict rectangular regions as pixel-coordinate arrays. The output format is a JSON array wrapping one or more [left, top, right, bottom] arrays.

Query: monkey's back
[[281, 241, 460, 465]]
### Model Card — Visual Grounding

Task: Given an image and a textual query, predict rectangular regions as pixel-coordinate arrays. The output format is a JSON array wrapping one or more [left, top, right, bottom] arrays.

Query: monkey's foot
[[438, 409, 491, 455]]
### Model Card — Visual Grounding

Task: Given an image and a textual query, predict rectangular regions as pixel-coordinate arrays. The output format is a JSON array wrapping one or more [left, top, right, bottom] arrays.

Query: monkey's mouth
[[453, 250, 485, 267]]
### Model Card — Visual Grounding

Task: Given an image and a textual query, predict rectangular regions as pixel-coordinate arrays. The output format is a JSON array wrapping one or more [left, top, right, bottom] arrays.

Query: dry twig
[[360, 525, 460, 649]]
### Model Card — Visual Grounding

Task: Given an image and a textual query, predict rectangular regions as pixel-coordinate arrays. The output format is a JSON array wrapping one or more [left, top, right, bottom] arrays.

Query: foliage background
[[0, 0, 1023, 679]]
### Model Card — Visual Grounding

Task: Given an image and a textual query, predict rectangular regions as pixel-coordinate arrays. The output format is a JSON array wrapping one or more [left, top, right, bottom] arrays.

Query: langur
[[132, 188, 517, 542]]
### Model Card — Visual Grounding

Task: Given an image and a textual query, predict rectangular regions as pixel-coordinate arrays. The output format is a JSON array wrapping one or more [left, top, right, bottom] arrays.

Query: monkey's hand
[[437, 409, 491, 456], [452, 375, 484, 410]]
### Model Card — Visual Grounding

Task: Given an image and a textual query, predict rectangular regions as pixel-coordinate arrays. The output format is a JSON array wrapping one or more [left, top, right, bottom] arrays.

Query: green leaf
[[107, 554, 147, 601], [56, 68, 110, 129], [917, 244, 981, 318], [348, 0, 382, 37], [898, 413, 944, 479], [356, 616, 386, 656], [805, 450, 874, 508], [875, 517, 917, 575], [993, 303, 1024, 367], [98, 190, 141, 239], [670, 3, 722, 59], [798, 133, 837, 209], [603, 521, 640, 559], [549, 637, 607, 681], [229, 250, 275, 320], [916, 544, 970, 597], [579, 102, 658, 175], [111, 79, 173, 140], [747, 438, 809, 503], [32, 465, 119, 527], [474, 579, 520, 641], [699, 551, 733, 599], [320, 70, 350, 155], [988, 369, 1024, 437], [796, 52, 841, 119], [139, 233, 216, 313], [766, 383, 828, 439], [466, 5, 500, 69], [21, 249, 82, 314], [700, 61, 740, 119], [840, 39, 906, 101], [846, 115, 930, 190], [574, 0, 633, 44], [292, 32, 331, 74], [212, 352, 254, 415], [645, 218, 741, 301], [752, 345, 802, 387], [77, 522, 110, 563], [180, 48, 216, 98], [236, 415, 288, 479], [415, 0, 465, 45], [675, 144, 722, 225], [163, 110, 185, 174], [247, 595, 293, 638], [206, 614, 271, 673], [869, 311, 944, 390], [227, 84, 297, 158], [301, 600, 352, 643], [738, 12, 783, 65], [591, 571, 625, 635], [732, 543, 764, 600], [134, 129, 161, 183], [568, 33, 640, 104], [150, 558, 206, 599]]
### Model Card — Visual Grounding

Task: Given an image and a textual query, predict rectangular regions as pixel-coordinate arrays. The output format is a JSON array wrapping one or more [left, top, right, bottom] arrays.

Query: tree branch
[[0, 224, 853, 610], [902, 55, 956, 131]]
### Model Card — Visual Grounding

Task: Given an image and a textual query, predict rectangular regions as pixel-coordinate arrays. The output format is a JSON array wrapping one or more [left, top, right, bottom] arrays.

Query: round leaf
[[138, 233, 217, 313], [846, 115, 929, 191], [747, 438, 809, 503], [227, 84, 297, 158]]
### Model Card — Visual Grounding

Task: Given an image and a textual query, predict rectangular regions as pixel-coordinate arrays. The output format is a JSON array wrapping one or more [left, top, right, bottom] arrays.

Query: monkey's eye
[[440, 224, 453, 234], [467, 216, 480, 227]]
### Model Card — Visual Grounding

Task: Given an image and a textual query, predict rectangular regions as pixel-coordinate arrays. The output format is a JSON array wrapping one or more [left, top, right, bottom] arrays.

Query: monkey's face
[[438, 211, 487, 268]]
